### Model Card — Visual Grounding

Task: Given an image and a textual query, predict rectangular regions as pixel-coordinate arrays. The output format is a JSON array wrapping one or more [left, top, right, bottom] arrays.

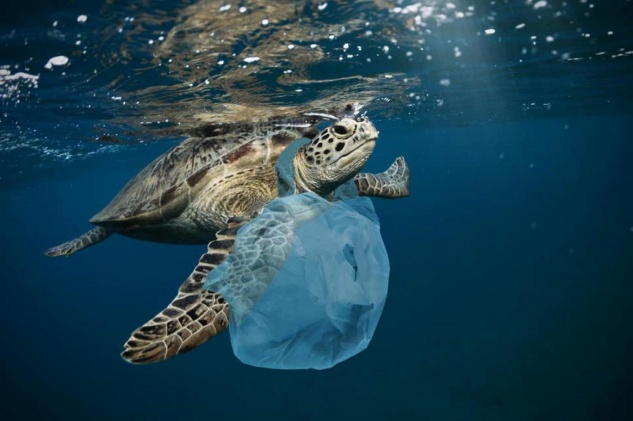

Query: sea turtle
[[46, 113, 410, 363]]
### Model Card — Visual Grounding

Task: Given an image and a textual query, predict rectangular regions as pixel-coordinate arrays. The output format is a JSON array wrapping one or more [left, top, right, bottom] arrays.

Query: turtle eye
[[333, 125, 348, 136]]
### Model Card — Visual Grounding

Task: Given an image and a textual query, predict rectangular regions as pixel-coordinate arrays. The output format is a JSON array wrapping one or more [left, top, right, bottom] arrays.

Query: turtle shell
[[90, 122, 319, 230]]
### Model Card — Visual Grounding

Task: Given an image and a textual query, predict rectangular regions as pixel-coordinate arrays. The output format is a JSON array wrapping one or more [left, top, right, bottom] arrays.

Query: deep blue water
[[2, 1, 633, 420]]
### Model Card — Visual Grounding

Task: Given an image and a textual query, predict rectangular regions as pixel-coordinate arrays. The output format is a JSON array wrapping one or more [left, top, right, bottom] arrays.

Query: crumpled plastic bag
[[204, 137, 390, 370]]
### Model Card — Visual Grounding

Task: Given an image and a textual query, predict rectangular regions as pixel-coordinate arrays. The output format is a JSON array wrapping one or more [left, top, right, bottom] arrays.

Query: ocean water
[[2, 1, 632, 420]]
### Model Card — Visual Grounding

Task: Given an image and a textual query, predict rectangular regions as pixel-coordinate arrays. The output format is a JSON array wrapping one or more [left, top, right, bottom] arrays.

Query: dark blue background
[[3, 0, 633, 418]]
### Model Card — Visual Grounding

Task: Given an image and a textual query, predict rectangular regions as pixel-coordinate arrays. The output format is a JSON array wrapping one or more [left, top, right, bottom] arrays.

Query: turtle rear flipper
[[44, 226, 112, 257], [121, 219, 246, 364], [354, 156, 410, 198]]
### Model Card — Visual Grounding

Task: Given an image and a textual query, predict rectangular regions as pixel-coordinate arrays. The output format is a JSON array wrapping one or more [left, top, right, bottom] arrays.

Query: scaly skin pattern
[[44, 227, 111, 257], [121, 219, 244, 363], [354, 156, 410, 198]]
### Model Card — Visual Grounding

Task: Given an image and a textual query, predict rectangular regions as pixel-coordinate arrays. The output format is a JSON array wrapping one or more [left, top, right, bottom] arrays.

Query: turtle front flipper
[[354, 156, 410, 198], [121, 219, 246, 364], [44, 226, 112, 257]]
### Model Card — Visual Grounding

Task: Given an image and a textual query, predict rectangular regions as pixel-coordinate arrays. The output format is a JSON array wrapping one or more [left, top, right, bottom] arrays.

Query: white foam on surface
[[44, 56, 69, 69]]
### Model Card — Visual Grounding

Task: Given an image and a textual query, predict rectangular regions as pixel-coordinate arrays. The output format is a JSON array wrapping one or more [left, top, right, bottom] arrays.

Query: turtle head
[[293, 117, 378, 195]]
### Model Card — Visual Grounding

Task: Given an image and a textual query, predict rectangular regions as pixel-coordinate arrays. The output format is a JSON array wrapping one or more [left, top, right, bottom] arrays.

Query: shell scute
[[88, 122, 314, 228], [90, 132, 255, 226]]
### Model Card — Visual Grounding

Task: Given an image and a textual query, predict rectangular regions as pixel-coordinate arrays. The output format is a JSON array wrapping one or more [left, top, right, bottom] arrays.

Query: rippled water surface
[[2, 0, 631, 179], [2, 1, 632, 420]]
